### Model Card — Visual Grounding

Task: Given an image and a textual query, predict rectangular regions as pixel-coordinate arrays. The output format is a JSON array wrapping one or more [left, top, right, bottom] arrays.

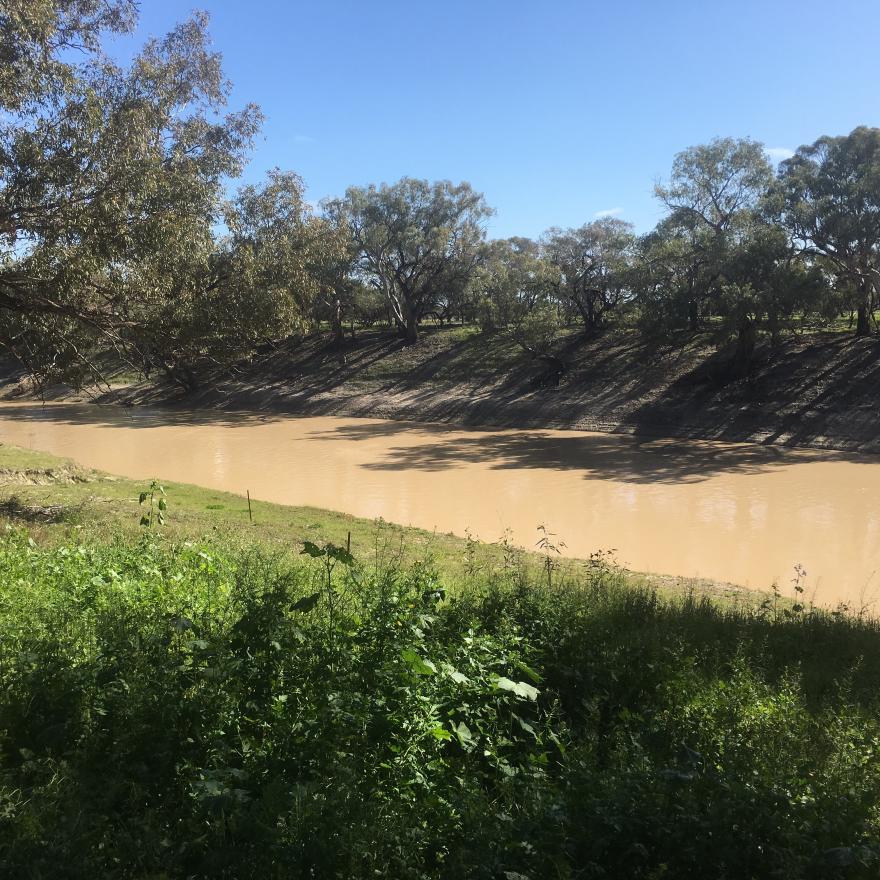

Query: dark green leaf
[[326, 544, 354, 565], [454, 721, 475, 750], [515, 661, 543, 683], [292, 592, 320, 613], [300, 541, 325, 558]]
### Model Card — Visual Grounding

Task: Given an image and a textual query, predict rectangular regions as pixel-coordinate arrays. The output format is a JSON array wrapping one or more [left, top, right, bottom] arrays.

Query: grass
[[0, 442, 752, 606], [0, 441, 471, 567], [2, 442, 879, 877]]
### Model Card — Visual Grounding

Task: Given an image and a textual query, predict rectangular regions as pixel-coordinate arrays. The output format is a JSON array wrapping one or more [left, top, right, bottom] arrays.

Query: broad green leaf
[[326, 544, 354, 565], [430, 725, 452, 741], [138, 492, 148, 504], [512, 713, 536, 737], [158, 498, 167, 511], [494, 676, 539, 701], [400, 648, 437, 676], [454, 721, 475, 750], [441, 663, 470, 685], [515, 660, 543, 683]]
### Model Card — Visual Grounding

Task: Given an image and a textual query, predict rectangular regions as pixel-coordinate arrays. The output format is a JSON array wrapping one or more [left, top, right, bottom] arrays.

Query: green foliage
[[0, 1, 137, 109], [137, 479, 167, 528], [511, 303, 563, 360], [0, 531, 879, 878], [159, 170, 344, 380], [326, 178, 492, 343], [655, 137, 774, 233], [0, 7, 262, 389], [542, 218, 636, 333], [3, 1, 880, 393], [472, 237, 554, 332], [4, 1, 880, 395], [776, 126, 880, 334]]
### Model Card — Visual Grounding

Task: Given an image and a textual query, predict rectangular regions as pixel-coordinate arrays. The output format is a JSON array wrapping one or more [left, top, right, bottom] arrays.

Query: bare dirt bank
[[6, 326, 880, 453]]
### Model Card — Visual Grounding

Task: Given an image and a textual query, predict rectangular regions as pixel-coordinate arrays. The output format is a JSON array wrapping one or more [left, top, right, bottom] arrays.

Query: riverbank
[[8, 326, 880, 454], [3, 402, 875, 606], [2, 442, 880, 878], [0, 440, 754, 607]]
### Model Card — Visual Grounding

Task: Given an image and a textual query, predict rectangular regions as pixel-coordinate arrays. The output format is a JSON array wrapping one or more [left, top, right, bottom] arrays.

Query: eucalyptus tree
[[326, 178, 492, 343], [0, 7, 261, 387], [656, 137, 773, 233], [652, 137, 774, 328], [541, 217, 635, 334], [0, 0, 137, 109], [308, 208, 361, 346], [632, 212, 726, 332], [472, 237, 556, 332], [775, 126, 880, 335], [719, 220, 826, 373], [158, 169, 345, 383]]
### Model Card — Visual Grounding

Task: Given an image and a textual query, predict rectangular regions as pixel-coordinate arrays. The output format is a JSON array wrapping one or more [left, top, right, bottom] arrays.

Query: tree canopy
[[776, 126, 880, 335], [542, 219, 635, 334], [1, 4, 879, 389], [0, 5, 260, 386], [326, 179, 491, 343]]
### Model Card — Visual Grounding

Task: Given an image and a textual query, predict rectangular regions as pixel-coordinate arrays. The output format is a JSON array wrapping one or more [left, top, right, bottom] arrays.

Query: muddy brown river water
[[0, 401, 877, 607]]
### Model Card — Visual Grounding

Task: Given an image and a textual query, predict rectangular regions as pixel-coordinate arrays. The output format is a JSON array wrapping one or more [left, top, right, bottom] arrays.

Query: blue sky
[[113, 1, 880, 239]]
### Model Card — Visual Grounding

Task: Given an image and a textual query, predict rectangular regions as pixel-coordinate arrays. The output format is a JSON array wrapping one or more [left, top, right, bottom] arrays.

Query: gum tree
[[471, 237, 555, 332], [541, 218, 635, 334], [776, 126, 880, 336], [0, 7, 261, 387], [652, 137, 774, 328], [326, 178, 491, 343]]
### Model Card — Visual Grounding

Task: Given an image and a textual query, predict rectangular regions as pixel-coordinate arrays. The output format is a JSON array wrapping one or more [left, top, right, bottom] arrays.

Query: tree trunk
[[733, 319, 756, 377], [856, 300, 870, 336], [687, 300, 699, 331], [767, 311, 782, 348], [165, 362, 198, 393], [404, 306, 418, 343], [575, 297, 596, 335], [330, 298, 344, 347]]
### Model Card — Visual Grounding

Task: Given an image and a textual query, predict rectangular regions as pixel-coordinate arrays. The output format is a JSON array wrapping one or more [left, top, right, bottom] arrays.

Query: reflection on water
[[0, 401, 877, 607]]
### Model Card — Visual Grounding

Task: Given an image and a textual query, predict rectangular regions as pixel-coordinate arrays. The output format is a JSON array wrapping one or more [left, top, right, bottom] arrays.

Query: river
[[0, 401, 877, 607]]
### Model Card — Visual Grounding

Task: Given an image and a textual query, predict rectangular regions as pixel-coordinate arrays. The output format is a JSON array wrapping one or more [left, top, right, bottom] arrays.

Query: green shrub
[[0, 531, 878, 878]]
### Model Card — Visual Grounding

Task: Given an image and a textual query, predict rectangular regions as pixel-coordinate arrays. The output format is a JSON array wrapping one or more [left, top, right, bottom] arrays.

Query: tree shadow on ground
[[303, 420, 861, 484], [626, 334, 880, 447]]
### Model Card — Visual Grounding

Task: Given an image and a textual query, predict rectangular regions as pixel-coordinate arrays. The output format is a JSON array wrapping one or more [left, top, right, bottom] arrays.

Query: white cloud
[[594, 206, 623, 218], [766, 146, 795, 162]]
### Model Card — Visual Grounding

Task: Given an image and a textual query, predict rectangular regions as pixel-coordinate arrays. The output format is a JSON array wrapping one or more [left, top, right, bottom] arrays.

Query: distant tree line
[[3, 2, 880, 390]]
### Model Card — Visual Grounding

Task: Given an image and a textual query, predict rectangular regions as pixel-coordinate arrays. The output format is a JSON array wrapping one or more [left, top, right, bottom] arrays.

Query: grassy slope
[[2, 448, 880, 876], [0, 442, 753, 607], [57, 323, 880, 453]]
